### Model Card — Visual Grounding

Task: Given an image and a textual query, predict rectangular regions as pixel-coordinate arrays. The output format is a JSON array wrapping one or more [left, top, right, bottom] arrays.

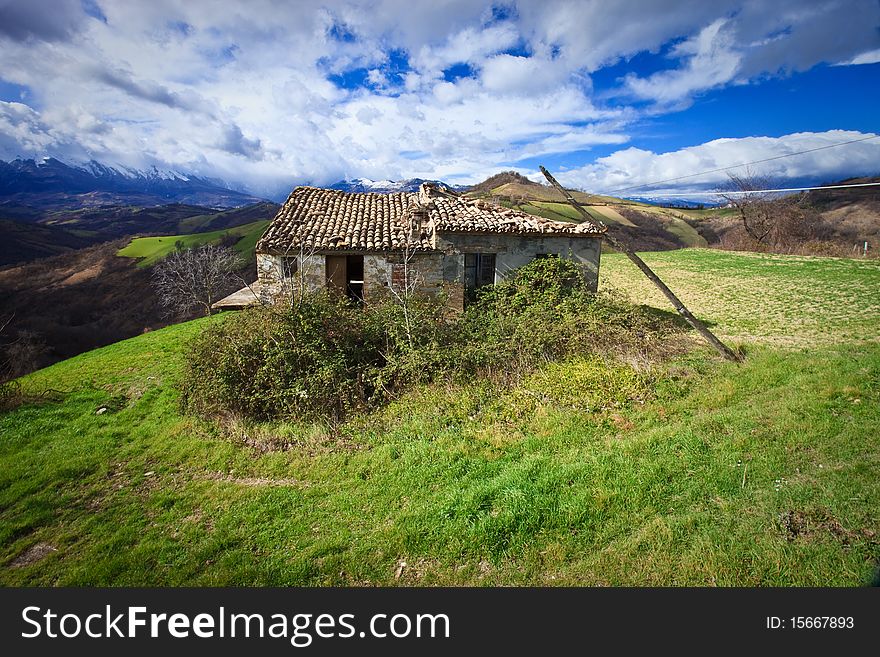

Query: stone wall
[[257, 233, 600, 309], [363, 252, 445, 301], [256, 252, 325, 304], [434, 233, 602, 310]]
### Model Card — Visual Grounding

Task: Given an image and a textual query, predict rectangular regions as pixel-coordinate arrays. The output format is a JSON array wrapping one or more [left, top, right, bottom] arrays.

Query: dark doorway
[[346, 255, 364, 304], [325, 254, 364, 304]]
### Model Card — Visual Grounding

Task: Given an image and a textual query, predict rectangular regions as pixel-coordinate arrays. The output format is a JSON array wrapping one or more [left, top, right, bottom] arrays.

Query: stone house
[[247, 183, 604, 310]]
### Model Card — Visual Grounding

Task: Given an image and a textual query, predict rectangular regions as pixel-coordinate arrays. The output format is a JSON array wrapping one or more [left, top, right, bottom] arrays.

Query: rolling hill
[[1, 211, 272, 372], [466, 175, 710, 250], [0, 219, 93, 265], [466, 172, 880, 254], [0, 201, 279, 268], [117, 219, 270, 267]]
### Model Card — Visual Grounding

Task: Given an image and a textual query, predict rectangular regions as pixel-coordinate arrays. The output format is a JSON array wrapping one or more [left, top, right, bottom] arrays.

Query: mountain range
[[0, 157, 264, 210], [328, 177, 463, 193]]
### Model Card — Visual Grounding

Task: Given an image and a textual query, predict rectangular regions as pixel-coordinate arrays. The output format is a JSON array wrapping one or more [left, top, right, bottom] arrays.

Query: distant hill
[[0, 226, 263, 373], [0, 201, 279, 268], [465, 171, 880, 254], [466, 171, 538, 193], [0, 157, 265, 210], [0, 219, 93, 266], [466, 172, 708, 250], [117, 219, 270, 267]]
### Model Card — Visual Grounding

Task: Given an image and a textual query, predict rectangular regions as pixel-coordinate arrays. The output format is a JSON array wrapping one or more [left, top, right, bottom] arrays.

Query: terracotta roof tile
[[256, 184, 603, 253]]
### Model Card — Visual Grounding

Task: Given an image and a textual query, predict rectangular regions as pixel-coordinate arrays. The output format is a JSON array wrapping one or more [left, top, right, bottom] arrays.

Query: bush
[[181, 259, 683, 422], [454, 257, 677, 376], [182, 294, 387, 421]]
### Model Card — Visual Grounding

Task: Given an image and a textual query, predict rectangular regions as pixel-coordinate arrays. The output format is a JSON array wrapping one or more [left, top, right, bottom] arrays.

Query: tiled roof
[[256, 184, 603, 253], [257, 187, 432, 253]]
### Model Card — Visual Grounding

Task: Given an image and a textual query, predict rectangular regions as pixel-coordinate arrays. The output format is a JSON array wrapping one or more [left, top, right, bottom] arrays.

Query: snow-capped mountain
[[625, 194, 724, 208], [328, 177, 455, 193], [0, 157, 265, 209]]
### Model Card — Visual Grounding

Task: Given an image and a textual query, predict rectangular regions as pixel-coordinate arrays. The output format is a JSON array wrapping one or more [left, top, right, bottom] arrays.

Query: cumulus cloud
[[0, 0, 877, 196], [555, 131, 880, 195]]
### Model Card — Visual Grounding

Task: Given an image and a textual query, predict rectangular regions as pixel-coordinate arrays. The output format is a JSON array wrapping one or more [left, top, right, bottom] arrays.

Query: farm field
[[117, 219, 269, 267], [1, 249, 878, 586], [601, 249, 880, 347]]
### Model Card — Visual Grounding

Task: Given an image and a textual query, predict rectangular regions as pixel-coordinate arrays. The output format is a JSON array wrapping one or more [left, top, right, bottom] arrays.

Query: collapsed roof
[[256, 183, 605, 253]]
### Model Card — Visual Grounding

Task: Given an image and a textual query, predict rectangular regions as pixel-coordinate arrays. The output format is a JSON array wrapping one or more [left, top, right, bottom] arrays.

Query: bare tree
[[720, 172, 778, 244], [386, 211, 426, 349], [719, 172, 825, 250], [1, 316, 49, 382], [152, 243, 242, 317], [264, 240, 320, 308]]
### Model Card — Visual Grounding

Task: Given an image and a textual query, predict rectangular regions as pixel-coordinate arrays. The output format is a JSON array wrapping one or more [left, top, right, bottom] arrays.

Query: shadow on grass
[[637, 304, 727, 331]]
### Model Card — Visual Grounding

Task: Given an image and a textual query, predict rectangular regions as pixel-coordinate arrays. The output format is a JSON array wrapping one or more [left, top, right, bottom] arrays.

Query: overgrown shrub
[[454, 257, 678, 376], [182, 294, 384, 420], [181, 258, 683, 422]]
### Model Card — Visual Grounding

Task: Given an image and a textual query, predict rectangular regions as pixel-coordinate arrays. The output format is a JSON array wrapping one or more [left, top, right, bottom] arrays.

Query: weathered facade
[[253, 183, 604, 310]]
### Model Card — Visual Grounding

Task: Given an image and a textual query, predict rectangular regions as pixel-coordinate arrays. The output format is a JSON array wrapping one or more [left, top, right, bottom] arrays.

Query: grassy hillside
[[2, 249, 878, 586], [471, 181, 712, 250], [117, 219, 269, 267]]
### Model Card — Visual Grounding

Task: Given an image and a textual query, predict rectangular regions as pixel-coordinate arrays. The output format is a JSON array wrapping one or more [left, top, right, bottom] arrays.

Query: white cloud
[[555, 131, 880, 195], [624, 19, 741, 105], [480, 54, 567, 94], [0, 0, 877, 196], [839, 48, 880, 65]]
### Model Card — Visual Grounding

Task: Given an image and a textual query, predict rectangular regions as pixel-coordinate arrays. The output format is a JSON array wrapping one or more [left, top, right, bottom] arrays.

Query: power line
[[604, 133, 880, 195], [629, 181, 880, 197]]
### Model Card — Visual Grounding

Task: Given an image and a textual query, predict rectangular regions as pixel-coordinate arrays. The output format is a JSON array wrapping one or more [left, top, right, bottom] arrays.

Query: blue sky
[[0, 0, 878, 199]]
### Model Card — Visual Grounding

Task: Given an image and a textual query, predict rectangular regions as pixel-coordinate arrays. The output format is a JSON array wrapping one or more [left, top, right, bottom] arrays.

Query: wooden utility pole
[[539, 166, 742, 362]]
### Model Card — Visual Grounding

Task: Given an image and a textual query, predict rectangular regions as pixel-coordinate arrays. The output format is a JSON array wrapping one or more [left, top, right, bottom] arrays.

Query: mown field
[[601, 249, 880, 347], [1, 249, 878, 586]]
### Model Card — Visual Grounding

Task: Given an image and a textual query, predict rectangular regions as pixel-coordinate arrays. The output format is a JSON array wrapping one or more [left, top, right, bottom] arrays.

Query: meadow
[[116, 220, 269, 267], [601, 249, 880, 347], [1, 248, 878, 586]]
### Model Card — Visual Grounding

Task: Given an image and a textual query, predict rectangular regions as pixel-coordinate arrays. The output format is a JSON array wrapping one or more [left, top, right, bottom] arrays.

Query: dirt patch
[[780, 509, 876, 547], [56, 262, 104, 287], [215, 413, 368, 455], [10, 542, 57, 568]]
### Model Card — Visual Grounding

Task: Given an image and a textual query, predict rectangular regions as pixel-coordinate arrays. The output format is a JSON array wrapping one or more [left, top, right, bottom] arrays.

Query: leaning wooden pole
[[539, 166, 742, 362]]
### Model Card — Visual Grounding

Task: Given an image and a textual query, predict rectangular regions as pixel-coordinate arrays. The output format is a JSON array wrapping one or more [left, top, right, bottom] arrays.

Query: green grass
[[601, 249, 880, 347], [117, 220, 269, 267], [1, 249, 879, 586]]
